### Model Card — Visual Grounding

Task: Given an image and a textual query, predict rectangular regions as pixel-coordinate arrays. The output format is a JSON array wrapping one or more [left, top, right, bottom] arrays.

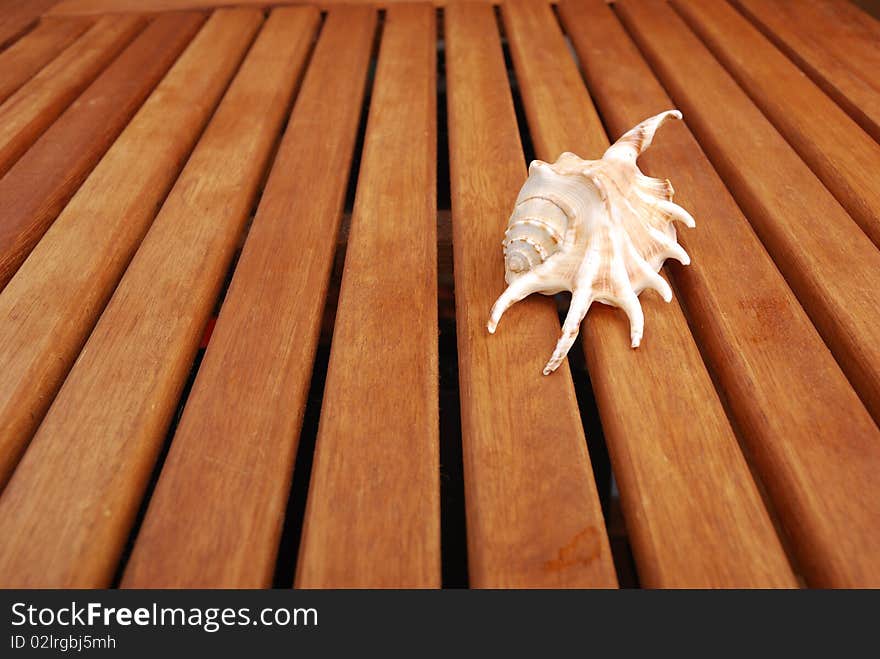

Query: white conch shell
[[488, 110, 695, 375]]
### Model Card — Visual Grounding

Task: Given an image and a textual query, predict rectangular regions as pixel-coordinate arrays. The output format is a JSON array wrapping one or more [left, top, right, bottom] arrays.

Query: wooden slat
[[0, 14, 146, 177], [445, 2, 617, 588], [0, 0, 59, 48], [615, 0, 880, 428], [560, 0, 880, 588], [675, 0, 880, 248], [0, 12, 205, 291], [49, 0, 500, 15], [501, 0, 794, 588], [0, 9, 261, 494], [735, 0, 880, 143], [122, 6, 376, 589], [0, 7, 317, 588], [0, 16, 93, 104], [295, 3, 440, 589]]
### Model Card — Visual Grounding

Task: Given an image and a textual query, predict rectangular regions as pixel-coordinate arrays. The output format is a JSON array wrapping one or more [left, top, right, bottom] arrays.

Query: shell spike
[[487, 271, 544, 334], [603, 109, 683, 163], [620, 290, 645, 348], [543, 288, 595, 375], [655, 197, 696, 228], [643, 269, 673, 302]]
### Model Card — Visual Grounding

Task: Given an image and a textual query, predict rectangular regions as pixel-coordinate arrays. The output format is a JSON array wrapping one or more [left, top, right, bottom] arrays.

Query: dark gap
[[110, 17, 324, 587], [438, 316, 468, 588], [250, 11, 327, 222], [566, 335, 611, 515], [436, 8, 451, 212], [271, 10, 386, 588], [343, 11, 384, 214], [494, 5, 536, 167], [606, 491, 642, 588], [271, 342, 331, 588], [566, 325, 640, 587], [0, 17, 40, 51], [109, 347, 205, 588], [435, 6, 468, 589]]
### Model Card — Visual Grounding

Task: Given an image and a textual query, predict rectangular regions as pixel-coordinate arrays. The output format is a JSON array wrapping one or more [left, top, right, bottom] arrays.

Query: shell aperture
[[487, 110, 696, 375]]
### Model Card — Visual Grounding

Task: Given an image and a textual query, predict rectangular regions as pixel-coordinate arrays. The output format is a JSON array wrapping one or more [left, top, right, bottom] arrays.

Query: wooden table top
[[0, 0, 877, 588]]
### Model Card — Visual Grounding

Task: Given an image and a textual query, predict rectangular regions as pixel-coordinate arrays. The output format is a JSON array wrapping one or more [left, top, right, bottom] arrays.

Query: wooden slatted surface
[[0, 14, 146, 177], [560, 0, 880, 589], [47, 0, 499, 14], [735, 0, 880, 143], [676, 0, 880, 249], [0, 8, 259, 491], [0, 0, 878, 588], [122, 5, 377, 589], [615, 0, 880, 427], [295, 3, 441, 588], [502, 0, 793, 588], [0, 6, 318, 588], [0, 16, 93, 105], [0, 0, 60, 48], [445, 1, 616, 588], [0, 12, 206, 289]]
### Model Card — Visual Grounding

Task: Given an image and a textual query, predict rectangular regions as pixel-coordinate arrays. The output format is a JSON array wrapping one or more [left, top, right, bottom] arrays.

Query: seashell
[[488, 110, 695, 375]]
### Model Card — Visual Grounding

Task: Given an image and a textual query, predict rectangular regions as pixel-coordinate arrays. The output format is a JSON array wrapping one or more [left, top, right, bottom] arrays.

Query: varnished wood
[[675, 0, 880, 249], [735, 0, 880, 143], [0, 9, 260, 494], [561, 0, 880, 588], [0, 7, 316, 588], [0, 0, 60, 48], [503, 0, 794, 588], [48, 0, 504, 15], [296, 4, 440, 589], [0, 14, 146, 177], [0, 16, 92, 104], [615, 0, 880, 428], [0, 12, 205, 290], [123, 6, 376, 589], [445, 2, 617, 588]]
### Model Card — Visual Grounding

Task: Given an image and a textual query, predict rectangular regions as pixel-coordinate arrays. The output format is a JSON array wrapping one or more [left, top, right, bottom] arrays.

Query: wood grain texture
[[445, 2, 617, 588], [614, 0, 880, 428], [0, 6, 317, 588], [502, 0, 794, 588], [0, 0, 60, 48], [0, 14, 145, 177], [734, 0, 880, 143], [0, 9, 260, 495], [0, 16, 93, 104], [560, 0, 880, 588], [48, 0, 503, 15], [295, 3, 440, 589], [122, 6, 375, 589], [675, 0, 880, 249], [0, 12, 205, 291]]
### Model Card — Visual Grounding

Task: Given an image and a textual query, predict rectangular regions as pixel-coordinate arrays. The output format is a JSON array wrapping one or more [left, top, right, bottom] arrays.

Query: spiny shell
[[488, 110, 695, 375]]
